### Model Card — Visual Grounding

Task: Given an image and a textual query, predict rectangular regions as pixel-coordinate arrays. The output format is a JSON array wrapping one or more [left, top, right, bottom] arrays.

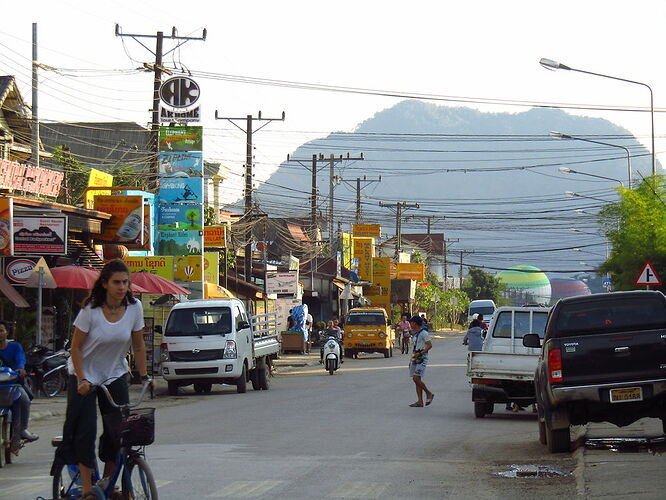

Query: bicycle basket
[[0, 385, 19, 407], [118, 407, 155, 447]]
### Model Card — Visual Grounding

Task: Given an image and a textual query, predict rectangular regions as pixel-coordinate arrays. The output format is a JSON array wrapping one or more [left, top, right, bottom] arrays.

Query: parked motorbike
[[0, 366, 21, 467], [323, 335, 342, 375], [25, 343, 69, 398]]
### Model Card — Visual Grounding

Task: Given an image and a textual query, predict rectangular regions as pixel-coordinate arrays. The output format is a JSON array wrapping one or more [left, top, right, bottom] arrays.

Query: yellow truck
[[343, 307, 394, 358]]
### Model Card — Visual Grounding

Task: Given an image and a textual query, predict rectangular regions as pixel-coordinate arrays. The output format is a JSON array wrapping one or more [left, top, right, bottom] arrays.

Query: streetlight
[[565, 191, 612, 203], [550, 131, 632, 187], [559, 166, 624, 187], [573, 247, 606, 258], [541, 58, 655, 177]]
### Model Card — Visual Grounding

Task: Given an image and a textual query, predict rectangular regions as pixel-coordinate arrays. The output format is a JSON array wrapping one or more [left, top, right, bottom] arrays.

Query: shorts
[[409, 358, 428, 377]]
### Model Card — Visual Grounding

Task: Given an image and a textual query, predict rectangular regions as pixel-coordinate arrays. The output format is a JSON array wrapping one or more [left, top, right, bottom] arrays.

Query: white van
[[468, 299, 496, 323]]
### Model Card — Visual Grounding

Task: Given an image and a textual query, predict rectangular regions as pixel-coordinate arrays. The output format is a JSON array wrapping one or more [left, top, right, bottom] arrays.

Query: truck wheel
[[383, 349, 390, 359], [236, 365, 247, 393], [474, 402, 486, 418], [250, 369, 260, 391], [258, 363, 270, 390], [662, 418, 666, 435], [167, 381, 179, 396], [545, 421, 571, 453], [538, 419, 547, 445], [485, 403, 494, 415]]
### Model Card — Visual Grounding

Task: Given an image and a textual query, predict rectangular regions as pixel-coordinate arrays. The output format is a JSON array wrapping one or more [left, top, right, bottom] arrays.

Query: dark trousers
[[58, 375, 129, 468]]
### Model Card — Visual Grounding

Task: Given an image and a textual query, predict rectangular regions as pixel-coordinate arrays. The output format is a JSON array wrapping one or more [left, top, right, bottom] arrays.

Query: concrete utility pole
[[336, 175, 381, 224], [458, 249, 474, 289], [443, 238, 459, 291], [326, 153, 364, 247], [379, 201, 420, 258], [31, 23, 39, 168], [216, 111, 285, 283], [114, 25, 206, 185]]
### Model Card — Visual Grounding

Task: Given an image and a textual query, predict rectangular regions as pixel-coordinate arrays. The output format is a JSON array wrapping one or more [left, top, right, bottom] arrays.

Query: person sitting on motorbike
[[320, 321, 344, 363], [0, 321, 39, 452]]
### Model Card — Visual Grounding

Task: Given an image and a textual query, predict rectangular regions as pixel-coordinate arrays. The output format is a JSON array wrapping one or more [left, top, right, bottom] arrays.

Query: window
[[346, 313, 386, 326], [492, 311, 549, 338], [470, 306, 495, 316], [165, 307, 232, 336]]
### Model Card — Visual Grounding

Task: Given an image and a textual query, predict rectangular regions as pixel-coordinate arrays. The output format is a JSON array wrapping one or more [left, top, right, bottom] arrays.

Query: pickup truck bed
[[467, 351, 539, 381], [254, 334, 280, 359]]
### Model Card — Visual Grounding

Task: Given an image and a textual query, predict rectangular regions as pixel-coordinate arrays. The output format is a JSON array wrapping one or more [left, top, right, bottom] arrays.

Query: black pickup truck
[[523, 290, 666, 453]]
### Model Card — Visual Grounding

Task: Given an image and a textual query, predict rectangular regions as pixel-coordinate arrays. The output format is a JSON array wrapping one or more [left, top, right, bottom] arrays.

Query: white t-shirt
[[68, 301, 145, 385]]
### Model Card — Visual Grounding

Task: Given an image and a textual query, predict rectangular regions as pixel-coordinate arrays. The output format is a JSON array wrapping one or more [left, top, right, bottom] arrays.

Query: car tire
[[474, 402, 486, 418], [250, 369, 260, 391], [545, 420, 570, 453], [485, 403, 494, 415], [236, 365, 247, 393], [662, 418, 666, 435], [258, 362, 270, 390], [538, 418, 547, 445]]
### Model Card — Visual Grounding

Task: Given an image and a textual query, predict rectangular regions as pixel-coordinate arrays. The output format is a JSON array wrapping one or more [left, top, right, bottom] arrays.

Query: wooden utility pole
[[31, 23, 39, 168], [379, 201, 420, 258], [216, 111, 285, 283]]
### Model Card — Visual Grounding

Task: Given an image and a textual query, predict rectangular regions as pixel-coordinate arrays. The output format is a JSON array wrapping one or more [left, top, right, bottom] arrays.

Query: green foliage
[[54, 146, 88, 205], [598, 176, 666, 292], [109, 165, 144, 189], [414, 270, 470, 328], [462, 267, 506, 303], [204, 206, 217, 226]]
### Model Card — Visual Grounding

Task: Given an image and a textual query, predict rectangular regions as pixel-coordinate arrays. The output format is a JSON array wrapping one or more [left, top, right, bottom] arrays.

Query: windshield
[[492, 311, 549, 338], [165, 307, 232, 336], [470, 306, 495, 316], [346, 313, 386, 326], [553, 296, 666, 336]]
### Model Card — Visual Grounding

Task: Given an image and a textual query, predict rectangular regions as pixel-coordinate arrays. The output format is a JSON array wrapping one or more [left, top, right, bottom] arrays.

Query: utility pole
[[114, 25, 207, 185], [458, 249, 474, 289], [31, 23, 39, 168], [327, 153, 364, 247], [216, 111, 286, 283], [443, 238, 459, 291], [379, 201, 420, 258], [336, 175, 381, 224]]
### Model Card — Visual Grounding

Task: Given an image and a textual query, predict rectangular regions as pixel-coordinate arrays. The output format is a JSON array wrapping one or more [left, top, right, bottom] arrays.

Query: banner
[[158, 152, 203, 178], [352, 237, 374, 281], [124, 256, 174, 280], [93, 195, 144, 246], [204, 225, 226, 247], [158, 177, 203, 204], [342, 233, 352, 270], [204, 251, 219, 284], [353, 223, 381, 238], [159, 126, 203, 152], [85, 169, 114, 209], [395, 262, 425, 281], [13, 216, 68, 255], [158, 204, 202, 230], [157, 230, 203, 256], [0, 197, 13, 256]]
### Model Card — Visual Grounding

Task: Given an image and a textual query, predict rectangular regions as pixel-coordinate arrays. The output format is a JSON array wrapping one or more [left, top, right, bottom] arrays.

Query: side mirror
[[154, 325, 163, 334], [522, 333, 542, 348], [387, 320, 392, 326], [238, 320, 251, 331]]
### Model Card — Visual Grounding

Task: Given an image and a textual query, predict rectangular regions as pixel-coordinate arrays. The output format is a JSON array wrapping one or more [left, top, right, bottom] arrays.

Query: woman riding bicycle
[[397, 314, 411, 354], [56, 259, 153, 500]]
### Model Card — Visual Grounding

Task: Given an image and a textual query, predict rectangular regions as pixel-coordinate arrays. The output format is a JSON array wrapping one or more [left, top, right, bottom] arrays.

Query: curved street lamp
[[540, 58, 655, 177], [559, 166, 624, 187], [565, 191, 612, 203], [550, 131, 632, 187]]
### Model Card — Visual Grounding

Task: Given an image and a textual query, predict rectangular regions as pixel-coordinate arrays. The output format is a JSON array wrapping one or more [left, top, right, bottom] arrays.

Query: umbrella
[[50, 266, 99, 290], [130, 271, 191, 295]]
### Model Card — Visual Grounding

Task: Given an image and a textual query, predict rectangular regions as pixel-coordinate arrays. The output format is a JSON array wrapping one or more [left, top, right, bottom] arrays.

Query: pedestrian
[[305, 311, 314, 353], [408, 315, 435, 407], [463, 318, 484, 351], [55, 259, 153, 500], [0, 320, 38, 454], [397, 313, 411, 354]]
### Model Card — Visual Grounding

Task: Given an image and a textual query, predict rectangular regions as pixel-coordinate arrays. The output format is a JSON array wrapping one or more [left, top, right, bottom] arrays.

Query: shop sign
[[395, 262, 425, 281], [204, 225, 226, 247], [123, 256, 174, 280], [157, 230, 203, 256], [93, 195, 144, 246], [353, 223, 381, 238], [0, 160, 63, 198], [158, 152, 203, 178], [158, 126, 203, 152], [204, 251, 219, 284], [352, 237, 374, 281], [4, 257, 36, 285], [174, 254, 203, 282], [158, 177, 203, 204], [158, 204, 202, 230], [266, 271, 299, 295], [0, 197, 13, 256], [85, 169, 114, 209], [12, 216, 68, 255]]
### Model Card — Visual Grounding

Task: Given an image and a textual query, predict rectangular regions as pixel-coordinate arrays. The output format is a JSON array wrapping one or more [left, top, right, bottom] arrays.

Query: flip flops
[[426, 394, 435, 406], [409, 402, 424, 407]]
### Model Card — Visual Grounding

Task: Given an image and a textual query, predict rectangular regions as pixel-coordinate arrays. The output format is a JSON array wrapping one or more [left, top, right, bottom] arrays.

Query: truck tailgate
[[467, 351, 539, 381], [560, 329, 666, 386]]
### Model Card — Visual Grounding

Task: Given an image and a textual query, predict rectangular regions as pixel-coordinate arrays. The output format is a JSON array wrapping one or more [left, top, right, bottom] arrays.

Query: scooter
[[323, 335, 341, 375], [25, 342, 69, 397], [0, 366, 22, 467]]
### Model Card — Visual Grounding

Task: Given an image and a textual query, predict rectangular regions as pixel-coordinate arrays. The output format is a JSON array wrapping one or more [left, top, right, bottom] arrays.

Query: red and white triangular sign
[[635, 261, 662, 286]]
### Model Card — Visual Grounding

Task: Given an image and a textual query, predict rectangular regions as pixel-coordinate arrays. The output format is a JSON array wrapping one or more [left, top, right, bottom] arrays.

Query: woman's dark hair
[[469, 319, 480, 328], [0, 320, 11, 334], [84, 259, 136, 308]]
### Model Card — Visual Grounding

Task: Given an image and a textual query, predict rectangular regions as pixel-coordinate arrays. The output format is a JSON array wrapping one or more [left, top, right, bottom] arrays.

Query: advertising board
[[12, 216, 68, 255], [353, 224, 381, 238], [93, 195, 144, 246], [158, 204, 202, 230], [158, 152, 203, 178], [4, 257, 36, 285], [158, 126, 203, 152], [85, 169, 114, 209], [158, 177, 203, 204], [395, 262, 425, 281], [157, 230, 203, 256], [352, 237, 374, 281], [123, 256, 174, 280], [0, 197, 13, 256], [204, 225, 226, 247], [266, 271, 299, 295]]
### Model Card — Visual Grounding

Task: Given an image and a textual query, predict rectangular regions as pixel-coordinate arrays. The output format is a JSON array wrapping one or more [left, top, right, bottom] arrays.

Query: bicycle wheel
[[52, 461, 83, 499], [122, 454, 158, 500]]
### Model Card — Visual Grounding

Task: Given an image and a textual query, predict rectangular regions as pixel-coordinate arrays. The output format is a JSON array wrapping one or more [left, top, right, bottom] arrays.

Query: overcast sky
[[3, 0, 666, 203]]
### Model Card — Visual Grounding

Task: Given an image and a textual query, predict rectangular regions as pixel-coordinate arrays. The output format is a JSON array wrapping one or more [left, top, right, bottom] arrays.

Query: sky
[[3, 0, 666, 274]]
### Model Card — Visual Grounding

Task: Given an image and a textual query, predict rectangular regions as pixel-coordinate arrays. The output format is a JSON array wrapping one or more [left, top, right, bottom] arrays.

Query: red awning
[[0, 274, 29, 308]]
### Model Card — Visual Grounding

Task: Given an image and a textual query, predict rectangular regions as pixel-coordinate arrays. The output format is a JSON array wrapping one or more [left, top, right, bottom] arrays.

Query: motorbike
[[322, 334, 342, 375], [400, 330, 411, 354], [25, 343, 69, 398], [0, 366, 21, 467]]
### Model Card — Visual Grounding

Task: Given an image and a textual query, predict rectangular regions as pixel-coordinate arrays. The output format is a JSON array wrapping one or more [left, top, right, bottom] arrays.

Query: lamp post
[[541, 58, 655, 177], [559, 167, 624, 187], [565, 191, 612, 203], [550, 131, 632, 187]]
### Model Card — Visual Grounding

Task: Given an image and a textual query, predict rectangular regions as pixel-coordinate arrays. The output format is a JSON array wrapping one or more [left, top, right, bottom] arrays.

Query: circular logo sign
[[6, 258, 36, 284], [160, 77, 200, 108]]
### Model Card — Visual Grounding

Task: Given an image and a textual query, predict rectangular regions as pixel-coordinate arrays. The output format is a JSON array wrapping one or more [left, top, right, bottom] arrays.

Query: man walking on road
[[408, 315, 434, 407]]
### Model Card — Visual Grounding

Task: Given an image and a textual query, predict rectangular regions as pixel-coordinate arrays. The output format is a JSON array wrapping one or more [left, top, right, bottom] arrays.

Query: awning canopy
[[0, 274, 29, 308]]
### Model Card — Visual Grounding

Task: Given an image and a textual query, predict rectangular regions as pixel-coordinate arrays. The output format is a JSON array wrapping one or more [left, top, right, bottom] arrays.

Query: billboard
[[159, 126, 203, 152], [395, 262, 426, 281], [266, 271, 299, 295], [93, 195, 144, 246], [173, 254, 204, 282], [158, 204, 202, 230], [12, 216, 68, 255], [4, 257, 37, 285], [157, 230, 203, 256], [124, 256, 174, 280], [85, 169, 114, 209], [204, 251, 219, 284], [204, 225, 226, 247], [353, 224, 381, 238], [352, 237, 374, 281], [158, 152, 203, 178], [158, 177, 203, 204], [0, 197, 13, 256]]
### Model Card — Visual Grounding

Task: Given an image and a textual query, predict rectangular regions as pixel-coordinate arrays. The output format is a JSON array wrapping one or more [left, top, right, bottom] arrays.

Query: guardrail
[[251, 311, 279, 338]]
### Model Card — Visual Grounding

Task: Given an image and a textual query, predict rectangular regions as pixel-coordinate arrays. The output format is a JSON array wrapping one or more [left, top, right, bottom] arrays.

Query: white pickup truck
[[466, 305, 550, 418], [160, 299, 280, 396]]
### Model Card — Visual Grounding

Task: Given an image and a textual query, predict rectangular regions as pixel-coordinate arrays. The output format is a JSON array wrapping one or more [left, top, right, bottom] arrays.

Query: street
[[0, 336, 579, 500]]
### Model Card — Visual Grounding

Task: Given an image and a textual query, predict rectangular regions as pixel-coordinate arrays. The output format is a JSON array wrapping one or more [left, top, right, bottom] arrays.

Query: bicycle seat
[[51, 436, 63, 448]]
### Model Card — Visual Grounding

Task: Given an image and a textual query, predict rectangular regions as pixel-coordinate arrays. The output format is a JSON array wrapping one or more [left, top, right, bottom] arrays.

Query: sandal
[[426, 394, 435, 406], [82, 494, 98, 500], [409, 402, 424, 407]]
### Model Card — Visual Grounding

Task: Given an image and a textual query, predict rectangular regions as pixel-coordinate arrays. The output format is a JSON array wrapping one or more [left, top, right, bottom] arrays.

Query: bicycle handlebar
[[96, 380, 153, 409]]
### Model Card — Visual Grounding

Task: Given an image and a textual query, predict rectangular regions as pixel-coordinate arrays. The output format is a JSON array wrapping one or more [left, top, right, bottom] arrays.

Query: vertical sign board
[[352, 224, 381, 238], [0, 197, 13, 256], [366, 256, 391, 313], [93, 196, 145, 247], [352, 237, 374, 282], [85, 169, 114, 209]]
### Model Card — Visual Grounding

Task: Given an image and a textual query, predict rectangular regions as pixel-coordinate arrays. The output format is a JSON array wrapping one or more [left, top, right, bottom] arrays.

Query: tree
[[54, 146, 88, 205], [414, 270, 471, 328], [462, 267, 506, 303], [598, 176, 666, 292], [109, 165, 145, 189]]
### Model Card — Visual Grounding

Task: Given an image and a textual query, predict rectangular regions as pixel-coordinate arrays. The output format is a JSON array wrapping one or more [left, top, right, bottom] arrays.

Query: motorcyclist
[[320, 320, 344, 363], [397, 314, 411, 354], [0, 321, 38, 453]]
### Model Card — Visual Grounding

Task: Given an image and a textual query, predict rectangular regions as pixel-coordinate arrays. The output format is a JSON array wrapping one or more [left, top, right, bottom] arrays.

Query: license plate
[[609, 387, 643, 403]]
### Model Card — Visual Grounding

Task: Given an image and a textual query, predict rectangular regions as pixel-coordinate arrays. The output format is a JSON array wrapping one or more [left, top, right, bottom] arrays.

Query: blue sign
[[602, 278, 612, 287], [157, 230, 203, 256], [158, 177, 203, 204], [159, 152, 203, 178], [158, 204, 202, 230]]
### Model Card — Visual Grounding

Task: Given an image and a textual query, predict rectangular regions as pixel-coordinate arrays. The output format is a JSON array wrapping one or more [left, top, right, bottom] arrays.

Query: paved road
[[2, 336, 577, 499]]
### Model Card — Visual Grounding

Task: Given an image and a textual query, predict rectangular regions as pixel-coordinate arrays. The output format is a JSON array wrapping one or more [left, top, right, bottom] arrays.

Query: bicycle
[[50, 380, 157, 499]]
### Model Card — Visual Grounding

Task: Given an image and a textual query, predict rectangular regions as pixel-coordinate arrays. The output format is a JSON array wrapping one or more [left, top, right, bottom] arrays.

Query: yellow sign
[[353, 223, 381, 238], [395, 262, 425, 281], [204, 225, 226, 247], [174, 255, 203, 282], [372, 257, 391, 293], [85, 169, 114, 209], [204, 251, 219, 284], [353, 237, 374, 281], [0, 197, 12, 256], [124, 256, 174, 280], [342, 233, 353, 270], [366, 295, 391, 313], [94, 195, 144, 245]]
